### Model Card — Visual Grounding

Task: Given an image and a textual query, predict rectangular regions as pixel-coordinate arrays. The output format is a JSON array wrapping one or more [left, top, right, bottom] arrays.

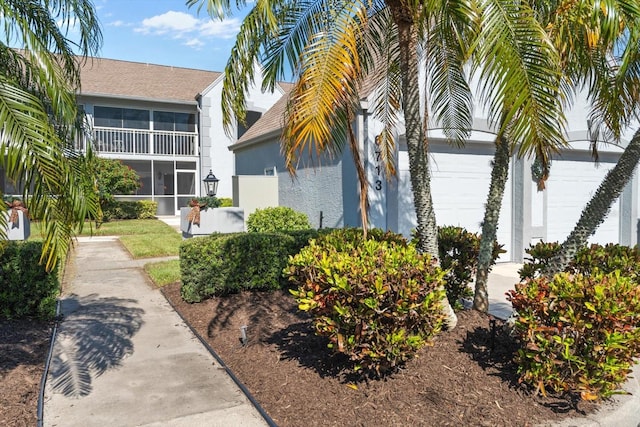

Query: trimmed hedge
[[247, 206, 311, 233], [0, 241, 60, 319], [101, 200, 157, 221], [180, 232, 296, 302]]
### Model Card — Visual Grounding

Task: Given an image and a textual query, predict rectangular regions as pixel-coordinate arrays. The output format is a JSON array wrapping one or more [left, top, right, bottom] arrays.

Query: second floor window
[[94, 106, 150, 129], [153, 111, 196, 132]]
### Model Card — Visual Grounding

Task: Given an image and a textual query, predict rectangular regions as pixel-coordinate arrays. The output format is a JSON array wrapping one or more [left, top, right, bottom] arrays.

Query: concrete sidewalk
[[43, 236, 269, 427]]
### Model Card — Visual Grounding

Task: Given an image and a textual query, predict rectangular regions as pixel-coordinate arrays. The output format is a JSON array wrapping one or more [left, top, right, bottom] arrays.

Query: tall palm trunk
[[389, 2, 457, 328], [474, 135, 510, 312], [347, 111, 369, 238], [547, 127, 640, 274]]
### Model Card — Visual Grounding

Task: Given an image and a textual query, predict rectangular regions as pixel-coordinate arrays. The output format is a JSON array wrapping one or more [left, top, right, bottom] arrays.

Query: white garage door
[[545, 158, 619, 244], [398, 144, 512, 260]]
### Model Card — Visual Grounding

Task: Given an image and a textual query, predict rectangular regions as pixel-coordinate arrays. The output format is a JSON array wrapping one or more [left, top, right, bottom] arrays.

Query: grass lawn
[[120, 232, 182, 258], [29, 219, 176, 239], [30, 218, 182, 286], [144, 259, 181, 287]]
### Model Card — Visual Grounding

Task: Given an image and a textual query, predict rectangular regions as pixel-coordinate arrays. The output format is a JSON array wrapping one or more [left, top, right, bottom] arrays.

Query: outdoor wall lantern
[[203, 169, 219, 196]]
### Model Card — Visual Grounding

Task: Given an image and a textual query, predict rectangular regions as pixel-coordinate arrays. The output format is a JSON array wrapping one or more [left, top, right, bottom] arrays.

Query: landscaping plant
[[180, 232, 296, 302], [246, 206, 311, 233], [0, 241, 59, 319], [437, 226, 504, 310], [507, 271, 640, 400], [288, 228, 446, 376], [519, 241, 640, 281]]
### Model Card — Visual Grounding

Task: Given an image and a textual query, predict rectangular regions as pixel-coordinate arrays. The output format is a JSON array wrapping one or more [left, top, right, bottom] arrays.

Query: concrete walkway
[[43, 236, 268, 427], [41, 221, 640, 426]]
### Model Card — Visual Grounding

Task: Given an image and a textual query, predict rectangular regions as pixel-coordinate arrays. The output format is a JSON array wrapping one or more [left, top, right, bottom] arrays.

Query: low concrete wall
[[180, 207, 245, 238]]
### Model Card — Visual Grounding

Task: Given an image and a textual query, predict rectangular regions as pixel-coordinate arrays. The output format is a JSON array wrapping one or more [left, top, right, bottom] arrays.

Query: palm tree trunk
[[347, 111, 369, 238], [389, 3, 456, 328], [474, 135, 510, 312], [547, 127, 640, 274]]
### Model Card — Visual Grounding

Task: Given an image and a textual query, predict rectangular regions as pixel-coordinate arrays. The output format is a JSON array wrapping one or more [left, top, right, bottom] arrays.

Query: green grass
[[79, 219, 176, 236], [29, 219, 175, 238], [29, 218, 183, 285], [144, 259, 181, 287], [119, 232, 182, 258]]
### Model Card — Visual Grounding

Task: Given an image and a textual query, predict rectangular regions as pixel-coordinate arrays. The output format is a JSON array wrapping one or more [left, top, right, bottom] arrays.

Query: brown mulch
[[161, 283, 599, 427], [0, 320, 52, 427], [0, 283, 601, 426]]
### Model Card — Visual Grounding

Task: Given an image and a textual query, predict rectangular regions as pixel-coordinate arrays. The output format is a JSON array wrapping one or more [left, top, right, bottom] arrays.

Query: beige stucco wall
[[232, 175, 279, 217]]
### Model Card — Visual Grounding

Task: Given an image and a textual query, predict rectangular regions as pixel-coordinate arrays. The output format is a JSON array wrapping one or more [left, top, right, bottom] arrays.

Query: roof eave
[[230, 129, 282, 151], [77, 92, 198, 106]]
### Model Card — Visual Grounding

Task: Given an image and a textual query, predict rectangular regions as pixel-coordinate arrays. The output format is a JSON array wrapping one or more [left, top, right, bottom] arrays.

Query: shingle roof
[[235, 77, 378, 146], [78, 57, 220, 103]]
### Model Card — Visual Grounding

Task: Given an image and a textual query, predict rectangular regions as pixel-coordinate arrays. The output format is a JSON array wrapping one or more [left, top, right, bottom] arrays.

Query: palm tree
[[544, 0, 640, 273], [188, 0, 565, 326], [0, 0, 102, 269], [472, 0, 640, 307]]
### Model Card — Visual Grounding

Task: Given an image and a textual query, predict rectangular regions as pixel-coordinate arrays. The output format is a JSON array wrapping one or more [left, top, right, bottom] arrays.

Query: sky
[[90, 0, 250, 72]]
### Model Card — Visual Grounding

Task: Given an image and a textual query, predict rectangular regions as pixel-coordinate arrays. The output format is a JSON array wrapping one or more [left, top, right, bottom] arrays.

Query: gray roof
[[78, 57, 220, 103]]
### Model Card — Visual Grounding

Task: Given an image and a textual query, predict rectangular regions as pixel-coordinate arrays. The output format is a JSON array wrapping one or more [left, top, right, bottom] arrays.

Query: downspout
[[196, 97, 203, 197]]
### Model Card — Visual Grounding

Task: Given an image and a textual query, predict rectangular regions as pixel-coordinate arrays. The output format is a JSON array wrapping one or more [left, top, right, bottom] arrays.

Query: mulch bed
[[0, 320, 52, 427], [161, 283, 599, 427], [0, 283, 603, 426]]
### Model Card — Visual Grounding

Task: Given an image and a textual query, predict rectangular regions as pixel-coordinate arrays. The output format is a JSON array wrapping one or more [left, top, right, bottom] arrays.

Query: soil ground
[[0, 320, 52, 427], [0, 284, 600, 426]]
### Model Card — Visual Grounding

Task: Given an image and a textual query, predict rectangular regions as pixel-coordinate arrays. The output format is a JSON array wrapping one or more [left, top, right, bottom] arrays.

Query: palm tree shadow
[[49, 294, 144, 398]]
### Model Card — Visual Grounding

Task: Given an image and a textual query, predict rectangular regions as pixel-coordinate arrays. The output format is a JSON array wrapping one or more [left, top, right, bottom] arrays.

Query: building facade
[[74, 57, 286, 215], [231, 85, 639, 263]]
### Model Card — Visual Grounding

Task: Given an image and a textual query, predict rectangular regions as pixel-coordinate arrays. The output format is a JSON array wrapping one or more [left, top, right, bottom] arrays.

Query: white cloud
[[185, 38, 205, 48], [200, 19, 241, 39], [137, 11, 200, 35], [135, 10, 240, 48], [107, 20, 126, 27]]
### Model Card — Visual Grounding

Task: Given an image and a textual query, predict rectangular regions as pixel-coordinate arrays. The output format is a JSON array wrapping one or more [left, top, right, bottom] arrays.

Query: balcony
[[78, 127, 198, 156]]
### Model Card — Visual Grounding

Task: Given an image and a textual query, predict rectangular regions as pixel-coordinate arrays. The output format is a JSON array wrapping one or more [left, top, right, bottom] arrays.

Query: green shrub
[[437, 226, 504, 310], [507, 271, 640, 400], [219, 197, 233, 207], [94, 158, 141, 204], [518, 241, 562, 280], [180, 232, 296, 302], [0, 241, 60, 319], [188, 196, 221, 209], [281, 228, 321, 254], [101, 200, 158, 221], [247, 206, 311, 233], [288, 229, 446, 376], [519, 241, 640, 281]]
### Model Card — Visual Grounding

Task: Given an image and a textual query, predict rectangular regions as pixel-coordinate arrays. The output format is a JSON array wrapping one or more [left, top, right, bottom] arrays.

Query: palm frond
[[282, 4, 367, 173], [472, 0, 566, 168]]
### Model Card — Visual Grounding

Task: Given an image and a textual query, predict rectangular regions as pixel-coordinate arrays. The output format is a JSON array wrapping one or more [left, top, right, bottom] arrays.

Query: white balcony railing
[[79, 127, 198, 156]]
